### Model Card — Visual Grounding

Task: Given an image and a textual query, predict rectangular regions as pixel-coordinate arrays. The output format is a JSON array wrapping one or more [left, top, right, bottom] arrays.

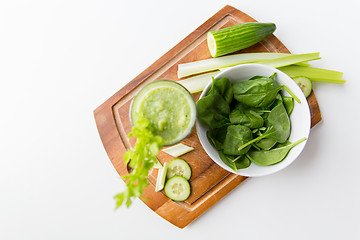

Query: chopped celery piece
[[178, 71, 220, 93], [178, 52, 296, 78], [256, 52, 320, 68], [162, 143, 194, 157], [278, 65, 345, 84], [152, 158, 162, 169], [155, 162, 168, 192]]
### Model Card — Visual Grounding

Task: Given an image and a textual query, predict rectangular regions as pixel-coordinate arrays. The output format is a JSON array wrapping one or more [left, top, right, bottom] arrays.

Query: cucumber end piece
[[293, 76, 312, 98], [207, 32, 217, 58]]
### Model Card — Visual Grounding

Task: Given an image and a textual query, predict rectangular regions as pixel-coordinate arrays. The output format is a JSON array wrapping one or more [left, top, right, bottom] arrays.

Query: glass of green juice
[[130, 80, 197, 146]]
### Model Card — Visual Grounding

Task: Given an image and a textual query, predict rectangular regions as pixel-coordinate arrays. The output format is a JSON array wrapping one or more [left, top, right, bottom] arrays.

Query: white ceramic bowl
[[196, 63, 311, 177]]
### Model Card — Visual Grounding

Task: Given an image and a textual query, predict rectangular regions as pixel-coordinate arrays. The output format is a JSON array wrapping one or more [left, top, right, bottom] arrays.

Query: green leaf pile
[[197, 74, 305, 171], [114, 116, 164, 208]]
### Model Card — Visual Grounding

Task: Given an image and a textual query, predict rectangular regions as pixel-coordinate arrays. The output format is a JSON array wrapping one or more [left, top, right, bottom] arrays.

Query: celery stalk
[[278, 65, 345, 84], [178, 52, 297, 78], [178, 71, 220, 93], [256, 52, 321, 68], [294, 62, 310, 67]]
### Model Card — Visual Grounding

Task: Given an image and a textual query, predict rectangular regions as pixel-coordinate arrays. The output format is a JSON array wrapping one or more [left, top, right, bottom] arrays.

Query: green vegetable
[[177, 52, 320, 79], [196, 92, 230, 129], [162, 143, 194, 157], [223, 125, 253, 155], [234, 74, 275, 96], [177, 53, 310, 79], [164, 176, 191, 201], [233, 73, 300, 108], [178, 52, 282, 78], [206, 77, 233, 104], [207, 22, 276, 57], [166, 158, 192, 180], [218, 151, 251, 171], [293, 76, 313, 97], [197, 73, 303, 170], [247, 138, 307, 165], [178, 71, 219, 93], [256, 52, 320, 68], [233, 75, 278, 108], [196, 78, 233, 129], [207, 126, 227, 150], [155, 162, 168, 192], [235, 155, 252, 169], [278, 65, 345, 84], [266, 103, 291, 143], [229, 109, 264, 129], [282, 96, 294, 115], [114, 116, 164, 208], [236, 130, 277, 153], [255, 137, 277, 150], [218, 150, 237, 171]]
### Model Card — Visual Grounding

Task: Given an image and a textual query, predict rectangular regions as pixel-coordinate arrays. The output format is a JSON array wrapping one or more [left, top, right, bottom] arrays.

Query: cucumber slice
[[293, 76, 312, 97], [155, 162, 168, 192], [164, 176, 191, 201], [166, 158, 192, 180]]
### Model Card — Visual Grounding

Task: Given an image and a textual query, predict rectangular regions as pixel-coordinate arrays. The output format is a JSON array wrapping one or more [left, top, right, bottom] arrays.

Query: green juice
[[131, 80, 196, 145]]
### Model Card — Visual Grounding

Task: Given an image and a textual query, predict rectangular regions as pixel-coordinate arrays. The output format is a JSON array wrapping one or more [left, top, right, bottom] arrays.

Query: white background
[[1, 1, 359, 239]]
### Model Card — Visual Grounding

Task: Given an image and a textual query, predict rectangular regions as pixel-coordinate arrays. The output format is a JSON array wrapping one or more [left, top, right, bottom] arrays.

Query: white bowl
[[196, 63, 311, 177]]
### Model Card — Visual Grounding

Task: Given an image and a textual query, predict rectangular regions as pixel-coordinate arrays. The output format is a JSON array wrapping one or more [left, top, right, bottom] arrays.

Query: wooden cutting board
[[94, 5, 322, 228]]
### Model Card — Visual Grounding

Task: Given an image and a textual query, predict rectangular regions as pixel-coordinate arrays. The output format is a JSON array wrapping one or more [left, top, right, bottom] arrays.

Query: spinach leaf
[[233, 74, 284, 108], [206, 126, 227, 150], [266, 102, 291, 143], [270, 93, 283, 108], [197, 77, 234, 129], [235, 155, 251, 169], [247, 138, 306, 166], [218, 151, 251, 170], [206, 77, 233, 104], [282, 96, 294, 115], [234, 84, 284, 108], [196, 92, 230, 129], [232, 102, 268, 116], [255, 137, 277, 150], [233, 76, 274, 94], [229, 109, 264, 129], [223, 125, 252, 155], [237, 129, 276, 152], [218, 150, 237, 171]]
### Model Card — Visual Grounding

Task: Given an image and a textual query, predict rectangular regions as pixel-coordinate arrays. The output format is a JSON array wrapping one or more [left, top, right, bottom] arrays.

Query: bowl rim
[[196, 63, 311, 177]]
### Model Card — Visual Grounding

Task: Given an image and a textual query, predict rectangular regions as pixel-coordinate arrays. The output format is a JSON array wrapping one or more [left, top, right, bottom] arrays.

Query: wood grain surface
[[94, 5, 322, 228]]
